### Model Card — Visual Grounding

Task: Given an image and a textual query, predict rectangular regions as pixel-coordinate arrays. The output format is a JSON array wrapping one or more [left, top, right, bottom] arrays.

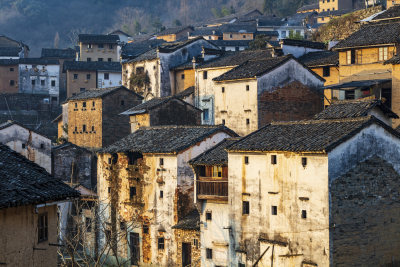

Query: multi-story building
[[0, 34, 29, 58], [78, 34, 120, 62], [0, 59, 19, 93], [156, 26, 194, 42]]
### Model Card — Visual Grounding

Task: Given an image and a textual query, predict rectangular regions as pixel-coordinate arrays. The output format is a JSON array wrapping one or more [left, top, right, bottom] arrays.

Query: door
[[182, 242, 191, 267], [130, 233, 140, 265]]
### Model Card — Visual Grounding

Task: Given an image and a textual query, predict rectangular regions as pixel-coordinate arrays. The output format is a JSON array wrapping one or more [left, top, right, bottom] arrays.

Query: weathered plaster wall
[[97, 71, 122, 88], [123, 59, 159, 99], [66, 70, 97, 98], [79, 43, 119, 62], [0, 64, 19, 93], [172, 68, 195, 95], [282, 45, 324, 58], [391, 64, 400, 127]]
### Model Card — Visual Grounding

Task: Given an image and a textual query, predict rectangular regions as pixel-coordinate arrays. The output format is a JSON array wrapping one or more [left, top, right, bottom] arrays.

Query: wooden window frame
[[38, 213, 48, 243]]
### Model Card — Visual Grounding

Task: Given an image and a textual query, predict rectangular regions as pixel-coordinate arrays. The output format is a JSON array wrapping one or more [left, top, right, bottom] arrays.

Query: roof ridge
[[271, 116, 372, 126]]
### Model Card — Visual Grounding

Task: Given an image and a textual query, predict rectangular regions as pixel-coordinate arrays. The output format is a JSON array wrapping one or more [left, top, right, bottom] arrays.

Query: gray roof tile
[[67, 86, 143, 101], [63, 61, 121, 72], [78, 34, 119, 44], [189, 137, 240, 165], [298, 51, 339, 67]]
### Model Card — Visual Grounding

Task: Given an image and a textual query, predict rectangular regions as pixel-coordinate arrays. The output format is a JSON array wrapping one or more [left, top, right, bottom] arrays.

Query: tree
[[248, 34, 272, 50], [129, 71, 151, 96], [288, 30, 303, 40], [173, 19, 182, 26], [152, 17, 163, 32]]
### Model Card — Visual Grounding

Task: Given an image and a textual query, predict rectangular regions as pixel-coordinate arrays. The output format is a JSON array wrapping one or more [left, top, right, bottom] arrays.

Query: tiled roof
[[190, 27, 222, 36], [0, 59, 19, 65], [189, 137, 240, 166], [372, 5, 400, 21], [175, 86, 195, 98], [108, 29, 131, 37], [41, 48, 76, 59], [172, 209, 200, 230], [384, 54, 400, 64], [213, 55, 294, 81], [67, 86, 143, 101], [280, 39, 326, 49], [314, 99, 398, 119], [78, 34, 119, 44], [121, 39, 165, 59], [0, 120, 51, 139], [227, 116, 399, 153], [127, 48, 158, 63], [334, 22, 400, 49], [297, 3, 319, 12], [220, 22, 257, 33], [199, 49, 272, 69], [19, 58, 59, 65], [63, 61, 122, 72], [317, 9, 353, 18], [158, 37, 211, 52], [0, 47, 21, 57], [157, 26, 193, 36], [0, 143, 79, 209], [298, 51, 339, 67], [257, 16, 286, 27], [209, 39, 252, 47], [120, 95, 199, 115], [100, 125, 238, 154]]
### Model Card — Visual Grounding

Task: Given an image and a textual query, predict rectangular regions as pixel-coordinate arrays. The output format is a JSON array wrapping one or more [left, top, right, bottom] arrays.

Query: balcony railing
[[196, 179, 228, 200]]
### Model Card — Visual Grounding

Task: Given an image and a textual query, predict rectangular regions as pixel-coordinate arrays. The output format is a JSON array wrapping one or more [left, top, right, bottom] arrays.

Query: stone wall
[[174, 229, 201, 266]]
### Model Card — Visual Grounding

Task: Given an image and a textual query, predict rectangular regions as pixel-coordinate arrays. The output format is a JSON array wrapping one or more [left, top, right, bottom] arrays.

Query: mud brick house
[[209, 39, 253, 51], [220, 23, 258, 41], [78, 34, 120, 62], [156, 26, 194, 42], [0, 144, 78, 267], [0, 34, 29, 58], [0, 46, 23, 59], [120, 95, 202, 132], [65, 86, 143, 149], [0, 59, 19, 93], [63, 61, 122, 98], [211, 55, 325, 136], [225, 116, 400, 266], [0, 120, 52, 173], [189, 137, 239, 267], [299, 50, 339, 105], [122, 37, 219, 100], [189, 27, 223, 41], [97, 125, 237, 266]]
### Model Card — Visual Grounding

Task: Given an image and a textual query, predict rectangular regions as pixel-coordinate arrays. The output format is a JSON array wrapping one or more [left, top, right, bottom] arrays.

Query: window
[[40, 80, 45, 86], [74, 126, 78, 132], [22, 143, 26, 149], [40, 143, 44, 149], [160, 190, 164, 198], [206, 211, 212, 221], [229, 34, 233, 38], [130, 187, 137, 199], [301, 210, 307, 219], [92, 101, 95, 107], [109, 44, 113, 49], [271, 206, 277, 215], [302, 157, 307, 167], [136, 67, 144, 74], [74, 74, 78, 79], [346, 50, 355, 64], [271, 155, 277, 164], [143, 224, 149, 234], [206, 248, 213, 259], [243, 35, 246, 38], [379, 47, 388, 61], [87, 58, 92, 62], [86, 74, 91, 80], [82, 102, 87, 108], [98, 44, 104, 48], [107, 58, 112, 62], [193, 239, 199, 248], [356, 49, 362, 64], [98, 58, 103, 62], [9, 67, 14, 72], [222, 87, 225, 93], [38, 213, 48, 243], [75, 103, 78, 108], [322, 66, 330, 77], [51, 80, 56, 87], [242, 201, 250, 215], [31, 79, 36, 85], [203, 71, 208, 79], [222, 119, 225, 125], [87, 44, 92, 49], [120, 222, 126, 231], [9, 80, 14, 86], [181, 74, 185, 79], [246, 85, 249, 91], [80, 88, 86, 92], [82, 124, 87, 132], [158, 237, 165, 250], [104, 73, 109, 80], [246, 118, 250, 125], [92, 126, 95, 131], [212, 166, 222, 178], [203, 109, 209, 121], [86, 217, 92, 232], [108, 158, 112, 164], [244, 156, 249, 164]]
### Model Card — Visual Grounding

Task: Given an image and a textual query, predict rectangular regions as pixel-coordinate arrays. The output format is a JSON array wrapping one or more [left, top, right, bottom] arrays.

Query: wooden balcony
[[196, 178, 228, 201]]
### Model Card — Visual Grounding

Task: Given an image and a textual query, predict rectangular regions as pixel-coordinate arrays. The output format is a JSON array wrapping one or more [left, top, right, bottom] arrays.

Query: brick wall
[[258, 81, 323, 127], [149, 99, 201, 127]]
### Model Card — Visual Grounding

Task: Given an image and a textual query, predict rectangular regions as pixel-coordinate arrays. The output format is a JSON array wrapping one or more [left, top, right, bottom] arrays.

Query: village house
[[109, 29, 132, 43], [156, 26, 194, 42], [65, 86, 143, 149], [0, 34, 29, 58], [189, 27, 223, 40], [120, 96, 202, 132], [78, 34, 120, 62], [210, 39, 253, 51], [121, 39, 165, 60], [280, 39, 326, 58], [256, 16, 307, 40], [0, 120, 52, 173], [189, 137, 239, 266], [122, 37, 219, 99], [63, 61, 122, 98], [0, 59, 19, 93], [0, 143, 79, 267], [97, 125, 237, 266], [18, 58, 60, 103], [220, 23, 257, 41], [297, 3, 320, 13], [226, 115, 400, 266], [210, 55, 324, 136]]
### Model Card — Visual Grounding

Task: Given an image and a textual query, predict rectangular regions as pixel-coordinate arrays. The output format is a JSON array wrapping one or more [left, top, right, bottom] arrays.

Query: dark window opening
[[92, 101, 95, 107], [121, 100, 125, 106], [246, 85, 249, 91], [40, 143, 44, 149], [22, 143, 26, 149], [51, 80, 56, 87], [222, 119, 225, 125], [203, 109, 209, 121], [86, 74, 91, 80], [104, 73, 109, 80], [206, 248, 213, 259], [111, 153, 118, 164], [108, 187, 111, 194], [246, 118, 250, 125], [73, 74, 78, 79], [206, 212, 212, 221], [98, 58, 103, 62], [127, 151, 143, 165], [242, 201, 250, 215], [108, 58, 112, 62], [160, 158, 164, 166], [136, 67, 144, 74], [302, 157, 307, 167], [82, 124, 86, 132], [143, 224, 149, 234], [92, 126, 95, 132], [160, 190, 164, 198], [86, 217, 92, 232], [158, 237, 165, 250], [40, 80, 45, 86], [74, 126, 78, 132], [98, 44, 104, 48], [345, 90, 355, 100], [80, 88, 86, 92], [31, 79, 36, 85], [203, 71, 208, 79], [82, 102, 86, 108], [87, 58, 92, 62], [302, 210, 307, 219], [38, 213, 48, 243], [130, 187, 137, 199], [193, 239, 198, 248], [244, 156, 249, 164], [9, 80, 14, 86], [120, 221, 126, 231], [272, 206, 278, 215], [109, 44, 113, 49], [271, 155, 277, 164], [323, 66, 330, 77], [222, 87, 225, 93], [181, 74, 185, 79], [9, 67, 14, 72]]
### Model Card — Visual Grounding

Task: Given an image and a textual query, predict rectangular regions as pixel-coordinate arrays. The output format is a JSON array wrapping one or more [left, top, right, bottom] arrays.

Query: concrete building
[[63, 61, 122, 98], [65, 86, 143, 149], [97, 125, 237, 266], [78, 34, 120, 62], [18, 58, 60, 103], [0, 143, 78, 267], [226, 115, 400, 266], [0, 59, 19, 93], [120, 96, 202, 132], [0, 120, 52, 173]]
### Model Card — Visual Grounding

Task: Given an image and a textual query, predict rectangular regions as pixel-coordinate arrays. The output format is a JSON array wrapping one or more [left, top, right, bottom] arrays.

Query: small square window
[[130, 187, 137, 199], [87, 58, 92, 62], [40, 80, 45, 86], [143, 224, 149, 234], [160, 158, 164, 166], [244, 156, 249, 164], [243, 35, 246, 38], [242, 201, 249, 215], [158, 237, 165, 250], [73, 74, 78, 79], [9, 80, 14, 86], [80, 88, 86, 92], [222, 119, 225, 125], [160, 190, 164, 198], [181, 74, 185, 79], [222, 87, 225, 93], [31, 79, 36, 85], [98, 58, 103, 62], [22, 143, 26, 149], [206, 211, 212, 221], [302, 157, 307, 167], [272, 206, 277, 215], [301, 210, 307, 219], [51, 80, 56, 87], [104, 73, 109, 80], [108, 58, 112, 62], [271, 155, 277, 164], [87, 74, 91, 80], [9, 67, 14, 72], [206, 248, 213, 259], [203, 71, 208, 79], [246, 118, 250, 125]]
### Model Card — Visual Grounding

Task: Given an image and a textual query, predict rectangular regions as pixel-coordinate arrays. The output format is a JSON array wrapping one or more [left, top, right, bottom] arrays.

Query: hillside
[[0, 0, 316, 55]]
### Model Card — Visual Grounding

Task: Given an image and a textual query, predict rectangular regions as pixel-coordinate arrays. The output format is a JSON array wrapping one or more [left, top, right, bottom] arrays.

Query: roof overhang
[[323, 79, 391, 90]]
